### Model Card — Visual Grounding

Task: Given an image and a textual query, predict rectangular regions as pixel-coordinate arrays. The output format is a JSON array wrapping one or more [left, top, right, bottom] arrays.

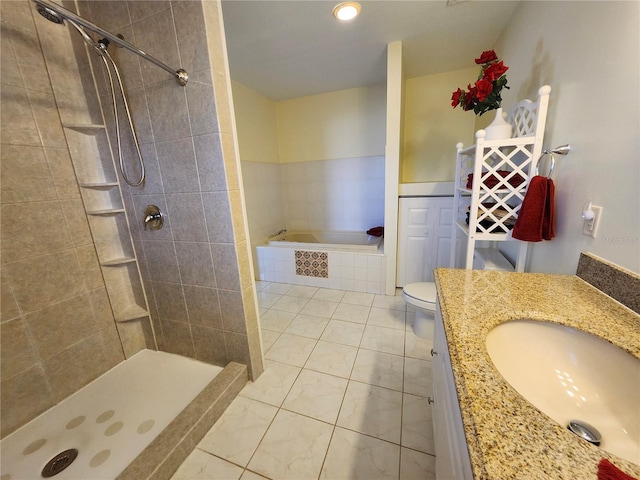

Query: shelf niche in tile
[[64, 125, 117, 184]]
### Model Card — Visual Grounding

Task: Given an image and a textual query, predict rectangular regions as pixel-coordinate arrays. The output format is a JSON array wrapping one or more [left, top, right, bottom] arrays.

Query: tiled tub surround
[[434, 268, 640, 479], [0, 350, 247, 480], [255, 245, 386, 294]]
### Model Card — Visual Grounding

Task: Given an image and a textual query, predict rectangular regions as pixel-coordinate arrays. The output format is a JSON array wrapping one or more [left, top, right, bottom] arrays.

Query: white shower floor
[[0, 350, 222, 480]]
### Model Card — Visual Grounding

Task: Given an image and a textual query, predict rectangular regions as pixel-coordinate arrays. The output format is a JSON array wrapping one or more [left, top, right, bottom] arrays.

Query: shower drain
[[41, 449, 78, 478]]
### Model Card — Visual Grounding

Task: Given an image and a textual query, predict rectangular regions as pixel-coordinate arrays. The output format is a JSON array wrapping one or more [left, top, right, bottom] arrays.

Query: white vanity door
[[397, 196, 453, 286]]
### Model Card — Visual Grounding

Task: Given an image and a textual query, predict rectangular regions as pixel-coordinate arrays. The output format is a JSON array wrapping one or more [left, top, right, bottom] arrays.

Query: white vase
[[484, 107, 512, 140]]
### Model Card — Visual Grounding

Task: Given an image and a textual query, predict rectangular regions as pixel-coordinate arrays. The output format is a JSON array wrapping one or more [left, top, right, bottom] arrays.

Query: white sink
[[486, 319, 640, 465]]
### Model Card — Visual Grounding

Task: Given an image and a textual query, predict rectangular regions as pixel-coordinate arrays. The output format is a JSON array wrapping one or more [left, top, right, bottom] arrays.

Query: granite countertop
[[434, 268, 640, 480]]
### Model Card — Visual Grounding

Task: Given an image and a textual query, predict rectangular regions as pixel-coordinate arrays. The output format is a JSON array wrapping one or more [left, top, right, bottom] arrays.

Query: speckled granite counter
[[434, 268, 640, 480]]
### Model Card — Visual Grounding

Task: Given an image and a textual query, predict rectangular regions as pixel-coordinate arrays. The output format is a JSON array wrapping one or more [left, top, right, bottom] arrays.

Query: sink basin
[[486, 319, 640, 465]]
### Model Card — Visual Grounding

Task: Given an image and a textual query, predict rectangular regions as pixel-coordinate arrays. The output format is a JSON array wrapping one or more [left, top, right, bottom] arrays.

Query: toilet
[[403, 248, 514, 338]]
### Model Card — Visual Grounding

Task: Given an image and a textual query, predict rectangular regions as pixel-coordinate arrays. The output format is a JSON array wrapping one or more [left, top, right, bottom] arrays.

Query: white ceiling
[[220, 0, 520, 101]]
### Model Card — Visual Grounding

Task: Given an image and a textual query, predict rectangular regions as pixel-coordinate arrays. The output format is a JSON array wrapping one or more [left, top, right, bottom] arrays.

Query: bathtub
[[257, 230, 386, 293], [269, 230, 382, 252], [0, 350, 246, 480]]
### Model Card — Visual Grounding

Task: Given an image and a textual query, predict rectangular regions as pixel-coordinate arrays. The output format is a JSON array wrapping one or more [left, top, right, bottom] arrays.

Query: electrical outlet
[[582, 205, 603, 238]]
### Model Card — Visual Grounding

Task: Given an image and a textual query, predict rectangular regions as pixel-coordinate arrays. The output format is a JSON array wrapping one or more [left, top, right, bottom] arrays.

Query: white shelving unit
[[450, 86, 551, 272]]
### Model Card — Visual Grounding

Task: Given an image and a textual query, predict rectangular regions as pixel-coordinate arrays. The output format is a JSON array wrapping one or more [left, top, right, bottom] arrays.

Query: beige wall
[[401, 67, 477, 183], [494, 1, 639, 274], [0, 0, 261, 438], [232, 80, 279, 164], [276, 84, 386, 164]]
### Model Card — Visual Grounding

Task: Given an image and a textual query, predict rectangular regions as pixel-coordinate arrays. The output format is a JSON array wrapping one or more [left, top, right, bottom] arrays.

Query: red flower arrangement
[[451, 50, 509, 116]]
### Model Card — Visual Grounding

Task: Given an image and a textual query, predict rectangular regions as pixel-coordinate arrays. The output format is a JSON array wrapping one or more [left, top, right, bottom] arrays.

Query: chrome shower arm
[[32, 0, 188, 86]]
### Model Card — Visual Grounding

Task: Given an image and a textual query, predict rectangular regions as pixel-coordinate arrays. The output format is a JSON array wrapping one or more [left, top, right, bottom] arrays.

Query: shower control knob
[[143, 205, 163, 230], [430, 348, 437, 357]]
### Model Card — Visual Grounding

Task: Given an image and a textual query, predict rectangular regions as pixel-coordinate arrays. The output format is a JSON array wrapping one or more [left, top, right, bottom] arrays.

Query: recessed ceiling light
[[333, 2, 361, 21]]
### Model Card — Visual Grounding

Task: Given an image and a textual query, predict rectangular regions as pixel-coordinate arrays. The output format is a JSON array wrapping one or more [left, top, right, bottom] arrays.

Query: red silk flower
[[483, 61, 509, 82], [475, 50, 498, 65]]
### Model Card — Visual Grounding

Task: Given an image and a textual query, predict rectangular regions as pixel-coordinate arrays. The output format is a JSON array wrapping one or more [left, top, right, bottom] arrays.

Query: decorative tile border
[[576, 252, 640, 314], [295, 251, 328, 278]]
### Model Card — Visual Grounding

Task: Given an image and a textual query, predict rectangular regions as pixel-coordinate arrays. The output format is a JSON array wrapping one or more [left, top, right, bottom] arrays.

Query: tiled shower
[[0, 0, 261, 441]]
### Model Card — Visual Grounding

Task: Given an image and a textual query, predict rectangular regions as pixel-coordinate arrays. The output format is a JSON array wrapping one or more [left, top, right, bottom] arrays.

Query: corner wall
[[494, 1, 639, 274]]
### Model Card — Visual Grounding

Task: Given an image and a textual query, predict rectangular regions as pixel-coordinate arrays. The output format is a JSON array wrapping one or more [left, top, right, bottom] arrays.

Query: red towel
[[598, 459, 637, 480], [512, 175, 548, 242], [542, 178, 555, 240]]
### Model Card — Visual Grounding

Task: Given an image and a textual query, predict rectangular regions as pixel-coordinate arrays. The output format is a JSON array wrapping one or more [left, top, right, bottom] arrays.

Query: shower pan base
[[0, 350, 247, 480]]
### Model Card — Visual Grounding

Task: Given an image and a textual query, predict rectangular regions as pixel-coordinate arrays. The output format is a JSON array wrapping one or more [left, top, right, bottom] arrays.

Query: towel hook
[[535, 144, 571, 178]]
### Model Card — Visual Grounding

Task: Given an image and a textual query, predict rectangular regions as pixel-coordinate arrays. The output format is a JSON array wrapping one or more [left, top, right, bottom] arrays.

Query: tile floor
[[171, 282, 436, 480]]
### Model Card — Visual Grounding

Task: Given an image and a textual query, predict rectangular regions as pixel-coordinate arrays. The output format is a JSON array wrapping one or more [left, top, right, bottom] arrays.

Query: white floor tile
[[170, 449, 243, 480], [240, 360, 301, 407], [263, 282, 293, 295], [257, 291, 282, 309], [286, 285, 318, 298], [271, 295, 310, 313], [320, 427, 400, 480], [260, 309, 296, 333], [248, 410, 333, 480], [337, 381, 403, 444], [264, 333, 317, 367], [401, 393, 434, 454], [332, 303, 371, 324], [299, 298, 339, 318], [283, 314, 330, 339], [405, 331, 433, 360], [360, 325, 405, 355], [400, 447, 436, 480], [320, 319, 365, 347], [240, 471, 270, 480], [373, 294, 407, 311], [282, 369, 348, 423], [342, 291, 375, 306], [260, 330, 280, 353], [368, 307, 406, 330], [305, 341, 358, 378], [199, 396, 278, 467], [403, 357, 432, 397], [312, 288, 346, 303], [350, 349, 404, 391]]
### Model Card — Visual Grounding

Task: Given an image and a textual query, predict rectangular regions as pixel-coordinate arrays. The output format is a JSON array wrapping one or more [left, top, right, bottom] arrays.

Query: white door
[[397, 197, 454, 286]]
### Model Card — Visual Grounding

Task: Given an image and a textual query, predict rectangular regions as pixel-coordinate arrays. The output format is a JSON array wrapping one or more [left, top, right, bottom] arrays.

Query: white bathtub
[[268, 231, 382, 252], [257, 230, 386, 293]]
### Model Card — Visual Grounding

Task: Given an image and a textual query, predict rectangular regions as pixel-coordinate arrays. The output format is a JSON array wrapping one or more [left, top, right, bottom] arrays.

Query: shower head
[[35, 3, 65, 24]]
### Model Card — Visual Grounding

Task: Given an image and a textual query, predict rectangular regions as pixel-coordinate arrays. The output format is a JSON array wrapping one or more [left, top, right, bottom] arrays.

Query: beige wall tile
[[175, 242, 216, 288], [210, 243, 240, 291], [116, 319, 148, 358], [27, 89, 66, 147], [218, 289, 246, 334], [1, 202, 72, 263], [88, 286, 117, 329], [60, 199, 93, 247], [1, 365, 54, 438], [1, 276, 21, 322], [151, 281, 188, 321], [1, 145, 57, 204], [223, 331, 251, 369], [76, 245, 104, 291], [45, 147, 81, 200], [247, 326, 265, 380], [0, 318, 38, 380], [202, 192, 234, 243], [43, 326, 124, 403], [25, 294, 98, 359], [157, 318, 194, 358], [184, 285, 222, 329], [192, 325, 227, 366], [6, 251, 85, 313], [228, 190, 246, 242], [0, 84, 40, 146]]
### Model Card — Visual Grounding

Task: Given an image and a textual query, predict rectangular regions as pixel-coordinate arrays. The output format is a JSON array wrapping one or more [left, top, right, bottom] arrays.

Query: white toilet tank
[[473, 248, 514, 272]]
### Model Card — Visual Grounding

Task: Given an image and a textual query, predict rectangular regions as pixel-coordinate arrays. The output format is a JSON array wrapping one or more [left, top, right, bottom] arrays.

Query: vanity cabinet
[[432, 300, 473, 479], [449, 86, 551, 272]]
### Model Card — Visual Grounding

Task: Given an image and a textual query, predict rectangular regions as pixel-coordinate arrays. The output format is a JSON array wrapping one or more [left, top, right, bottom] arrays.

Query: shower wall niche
[[38, 2, 153, 356]]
